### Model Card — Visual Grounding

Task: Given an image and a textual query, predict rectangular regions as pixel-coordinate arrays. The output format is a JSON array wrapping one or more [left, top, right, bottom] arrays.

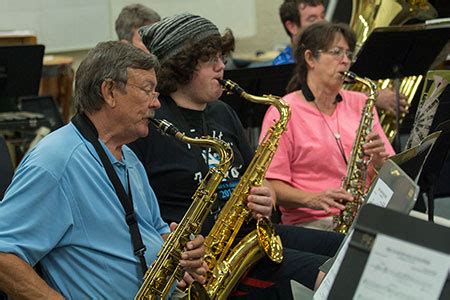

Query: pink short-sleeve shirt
[[260, 89, 395, 225]]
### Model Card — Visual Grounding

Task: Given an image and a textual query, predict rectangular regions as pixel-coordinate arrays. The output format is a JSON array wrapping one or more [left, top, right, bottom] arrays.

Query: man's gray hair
[[74, 41, 159, 113], [115, 3, 161, 42]]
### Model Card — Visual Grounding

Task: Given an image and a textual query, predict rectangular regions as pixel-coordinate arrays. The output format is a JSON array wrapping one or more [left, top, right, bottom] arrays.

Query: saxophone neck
[[220, 79, 281, 106], [211, 140, 234, 172], [343, 71, 378, 99], [151, 118, 233, 170], [219, 79, 291, 126]]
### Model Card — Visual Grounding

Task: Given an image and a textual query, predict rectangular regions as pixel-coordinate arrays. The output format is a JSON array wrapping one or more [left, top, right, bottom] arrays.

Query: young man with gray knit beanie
[[129, 13, 343, 299]]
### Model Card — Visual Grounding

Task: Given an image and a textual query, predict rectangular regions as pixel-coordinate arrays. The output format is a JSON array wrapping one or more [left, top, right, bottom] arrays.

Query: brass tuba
[[135, 118, 233, 300], [190, 79, 288, 299], [347, 0, 437, 141], [333, 71, 378, 234]]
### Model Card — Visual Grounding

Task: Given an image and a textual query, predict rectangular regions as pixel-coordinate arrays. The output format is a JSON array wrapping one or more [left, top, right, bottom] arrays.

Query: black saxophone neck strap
[[72, 113, 148, 276], [301, 81, 343, 103]]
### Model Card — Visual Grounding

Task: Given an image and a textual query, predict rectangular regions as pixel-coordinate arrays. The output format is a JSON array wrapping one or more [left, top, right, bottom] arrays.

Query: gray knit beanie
[[139, 13, 220, 63]]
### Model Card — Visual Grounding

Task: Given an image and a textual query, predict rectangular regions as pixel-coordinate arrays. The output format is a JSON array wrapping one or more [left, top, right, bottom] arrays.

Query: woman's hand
[[247, 186, 274, 219], [306, 188, 353, 213], [363, 131, 390, 169]]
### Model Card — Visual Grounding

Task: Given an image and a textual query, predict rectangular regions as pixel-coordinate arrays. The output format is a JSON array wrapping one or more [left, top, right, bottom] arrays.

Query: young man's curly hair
[[157, 29, 234, 96]]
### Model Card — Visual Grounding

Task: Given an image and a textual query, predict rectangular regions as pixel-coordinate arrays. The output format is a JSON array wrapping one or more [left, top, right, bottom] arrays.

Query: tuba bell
[[347, 0, 437, 142]]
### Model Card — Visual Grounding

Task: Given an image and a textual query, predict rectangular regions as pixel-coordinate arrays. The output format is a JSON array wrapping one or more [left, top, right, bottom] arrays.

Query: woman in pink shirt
[[260, 22, 395, 230]]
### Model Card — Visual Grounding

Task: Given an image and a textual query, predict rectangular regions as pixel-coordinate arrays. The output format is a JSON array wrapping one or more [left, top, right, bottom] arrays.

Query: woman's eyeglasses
[[318, 47, 354, 61]]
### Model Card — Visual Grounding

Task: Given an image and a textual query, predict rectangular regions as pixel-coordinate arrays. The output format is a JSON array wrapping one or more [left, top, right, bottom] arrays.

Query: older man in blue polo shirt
[[0, 41, 206, 299]]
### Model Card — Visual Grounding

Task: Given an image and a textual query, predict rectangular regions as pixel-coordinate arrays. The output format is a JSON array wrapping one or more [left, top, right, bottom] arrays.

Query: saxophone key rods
[[135, 118, 233, 300]]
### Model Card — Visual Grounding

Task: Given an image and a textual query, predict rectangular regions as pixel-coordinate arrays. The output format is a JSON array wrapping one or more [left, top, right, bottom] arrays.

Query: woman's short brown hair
[[287, 21, 356, 93]]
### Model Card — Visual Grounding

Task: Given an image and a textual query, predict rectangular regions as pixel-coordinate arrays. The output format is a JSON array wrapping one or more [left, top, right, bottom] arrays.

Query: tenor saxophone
[[190, 79, 289, 299], [135, 118, 233, 300], [333, 71, 378, 234]]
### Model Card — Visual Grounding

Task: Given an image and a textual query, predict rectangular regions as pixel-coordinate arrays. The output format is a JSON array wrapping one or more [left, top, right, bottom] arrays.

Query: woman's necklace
[[313, 101, 348, 165]]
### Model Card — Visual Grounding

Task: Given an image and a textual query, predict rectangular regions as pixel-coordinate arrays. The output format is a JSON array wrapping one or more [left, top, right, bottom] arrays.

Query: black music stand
[[390, 131, 441, 182], [328, 204, 450, 299], [350, 23, 450, 151], [416, 120, 450, 221], [0, 44, 45, 111]]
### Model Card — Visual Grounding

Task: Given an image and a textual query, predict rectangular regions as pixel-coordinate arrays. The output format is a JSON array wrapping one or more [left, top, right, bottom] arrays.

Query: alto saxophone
[[333, 71, 378, 234], [135, 118, 233, 300], [191, 79, 289, 299]]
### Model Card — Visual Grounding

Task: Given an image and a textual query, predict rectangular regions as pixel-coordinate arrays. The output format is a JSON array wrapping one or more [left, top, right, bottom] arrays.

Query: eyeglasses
[[318, 47, 354, 61], [127, 82, 159, 102], [207, 53, 228, 66]]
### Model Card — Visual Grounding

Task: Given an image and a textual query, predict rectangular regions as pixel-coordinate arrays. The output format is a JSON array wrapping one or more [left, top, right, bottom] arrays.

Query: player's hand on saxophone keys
[[363, 131, 390, 169], [308, 188, 353, 213], [247, 186, 274, 219], [168, 223, 208, 288]]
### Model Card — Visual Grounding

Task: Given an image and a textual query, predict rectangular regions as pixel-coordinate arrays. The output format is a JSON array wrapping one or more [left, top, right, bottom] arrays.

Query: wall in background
[[1, 0, 287, 70], [0, 0, 111, 52]]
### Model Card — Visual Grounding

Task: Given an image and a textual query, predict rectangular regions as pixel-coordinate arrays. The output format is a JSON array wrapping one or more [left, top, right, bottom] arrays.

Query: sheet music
[[366, 178, 394, 207], [314, 178, 394, 300], [354, 234, 450, 300], [314, 231, 353, 300]]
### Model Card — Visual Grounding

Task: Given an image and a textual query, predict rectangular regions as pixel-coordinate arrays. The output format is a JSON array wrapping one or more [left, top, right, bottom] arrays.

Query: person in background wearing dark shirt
[[129, 13, 344, 299]]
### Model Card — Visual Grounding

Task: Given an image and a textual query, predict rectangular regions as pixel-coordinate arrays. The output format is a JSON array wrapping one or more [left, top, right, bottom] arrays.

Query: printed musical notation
[[354, 234, 450, 300]]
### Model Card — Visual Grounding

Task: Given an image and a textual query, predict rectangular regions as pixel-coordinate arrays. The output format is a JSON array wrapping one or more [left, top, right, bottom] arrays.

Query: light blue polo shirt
[[0, 123, 170, 299]]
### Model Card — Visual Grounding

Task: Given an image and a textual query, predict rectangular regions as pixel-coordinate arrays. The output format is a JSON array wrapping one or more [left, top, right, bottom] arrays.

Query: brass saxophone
[[135, 118, 233, 300], [333, 71, 378, 234], [191, 79, 288, 299]]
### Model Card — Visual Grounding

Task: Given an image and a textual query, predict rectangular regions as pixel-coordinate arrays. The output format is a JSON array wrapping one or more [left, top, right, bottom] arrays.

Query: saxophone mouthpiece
[[342, 71, 357, 83], [219, 79, 245, 97], [149, 117, 161, 127], [150, 118, 180, 137], [218, 78, 227, 86]]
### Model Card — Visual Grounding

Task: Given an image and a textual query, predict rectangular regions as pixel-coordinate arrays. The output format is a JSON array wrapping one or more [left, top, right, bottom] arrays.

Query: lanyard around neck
[[72, 113, 148, 276]]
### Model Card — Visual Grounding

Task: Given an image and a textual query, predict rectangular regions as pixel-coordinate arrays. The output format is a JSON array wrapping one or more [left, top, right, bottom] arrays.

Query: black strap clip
[[125, 213, 137, 226], [134, 245, 147, 257]]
